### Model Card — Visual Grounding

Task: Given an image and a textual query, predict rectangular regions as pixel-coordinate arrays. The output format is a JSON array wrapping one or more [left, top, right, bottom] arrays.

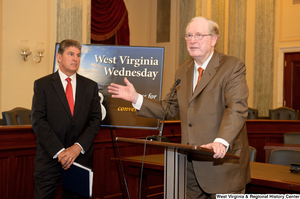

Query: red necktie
[[66, 78, 74, 116], [194, 67, 204, 92]]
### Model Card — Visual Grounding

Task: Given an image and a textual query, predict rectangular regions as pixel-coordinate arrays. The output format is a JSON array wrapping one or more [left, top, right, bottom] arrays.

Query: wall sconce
[[20, 40, 45, 63]]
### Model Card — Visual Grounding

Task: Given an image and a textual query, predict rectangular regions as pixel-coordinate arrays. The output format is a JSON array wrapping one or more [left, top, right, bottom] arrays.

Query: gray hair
[[186, 16, 220, 38]]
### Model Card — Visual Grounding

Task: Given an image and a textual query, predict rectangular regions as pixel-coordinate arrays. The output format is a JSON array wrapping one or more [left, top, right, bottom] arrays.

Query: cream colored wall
[[0, 0, 91, 117], [0, 0, 2, 113], [0, 0, 144, 117], [1, 0, 300, 118], [0, 0, 57, 115], [124, 0, 180, 98], [149, 0, 179, 98], [124, 0, 151, 47]]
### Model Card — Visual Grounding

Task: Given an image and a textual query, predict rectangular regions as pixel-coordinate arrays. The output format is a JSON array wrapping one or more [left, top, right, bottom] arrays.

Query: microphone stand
[[147, 79, 181, 142]]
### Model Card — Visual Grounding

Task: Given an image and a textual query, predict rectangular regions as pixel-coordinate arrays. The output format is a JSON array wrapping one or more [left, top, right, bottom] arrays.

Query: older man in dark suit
[[108, 17, 250, 198], [31, 39, 102, 199]]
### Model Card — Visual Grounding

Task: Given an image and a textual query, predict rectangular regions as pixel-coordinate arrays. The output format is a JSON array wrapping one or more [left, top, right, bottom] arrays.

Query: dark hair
[[57, 39, 81, 55]]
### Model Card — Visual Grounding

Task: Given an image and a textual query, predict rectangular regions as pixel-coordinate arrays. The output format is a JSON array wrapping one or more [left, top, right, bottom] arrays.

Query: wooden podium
[[116, 137, 239, 199]]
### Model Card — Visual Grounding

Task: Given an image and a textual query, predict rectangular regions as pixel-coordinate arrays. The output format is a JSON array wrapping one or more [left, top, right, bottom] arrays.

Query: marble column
[[57, 0, 84, 43], [178, 0, 196, 66], [253, 0, 275, 117], [228, 0, 247, 62], [211, 0, 226, 53]]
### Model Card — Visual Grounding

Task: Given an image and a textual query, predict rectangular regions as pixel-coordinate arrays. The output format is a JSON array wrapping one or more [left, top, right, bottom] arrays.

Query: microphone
[[148, 79, 181, 142]]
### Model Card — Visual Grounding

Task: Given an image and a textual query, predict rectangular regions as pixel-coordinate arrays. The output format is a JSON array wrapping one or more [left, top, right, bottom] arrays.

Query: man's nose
[[73, 56, 79, 61], [190, 35, 196, 43]]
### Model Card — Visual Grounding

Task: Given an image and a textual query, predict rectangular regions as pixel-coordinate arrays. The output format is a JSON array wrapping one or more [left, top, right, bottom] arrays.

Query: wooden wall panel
[[0, 157, 9, 199], [13, 154, 35, 199], [247, 120, 300, 162], [1, 120, 299, 198], [0, 124, 179, 199]]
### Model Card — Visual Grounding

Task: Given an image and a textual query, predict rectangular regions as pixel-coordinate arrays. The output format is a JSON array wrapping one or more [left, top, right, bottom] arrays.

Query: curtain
[[91, 0, 130, 45]]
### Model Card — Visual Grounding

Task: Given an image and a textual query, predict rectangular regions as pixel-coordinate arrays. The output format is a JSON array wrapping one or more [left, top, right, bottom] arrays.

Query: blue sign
[[54, 44, 164, 129]]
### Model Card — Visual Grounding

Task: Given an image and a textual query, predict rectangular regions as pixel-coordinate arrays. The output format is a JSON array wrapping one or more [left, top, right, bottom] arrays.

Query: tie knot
[[66, 78, 71, 83], [198, 67, 204, 75]]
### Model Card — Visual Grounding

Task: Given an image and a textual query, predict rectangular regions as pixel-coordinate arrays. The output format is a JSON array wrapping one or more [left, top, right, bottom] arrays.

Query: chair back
[[247, 108, 258, 119], [249, 146, 257, 162], [2, 107, 31, 125], [268, 149, 300, 166], [269, 107, 299, 120], [283, 132, 300, 144]]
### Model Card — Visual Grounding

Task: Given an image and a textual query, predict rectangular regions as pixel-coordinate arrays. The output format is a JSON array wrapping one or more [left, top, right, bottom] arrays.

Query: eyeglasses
[[185, 33, 212, 41]]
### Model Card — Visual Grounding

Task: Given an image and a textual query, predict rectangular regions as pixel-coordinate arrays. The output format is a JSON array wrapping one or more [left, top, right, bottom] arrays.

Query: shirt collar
[[58, 69, 76, 82], [194, 51, 214, 71]]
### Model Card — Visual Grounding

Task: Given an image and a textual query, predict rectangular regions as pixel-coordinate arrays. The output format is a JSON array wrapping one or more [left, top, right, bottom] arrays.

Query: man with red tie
[[31, 39, 102, 198], [108, 17, 250, 198]]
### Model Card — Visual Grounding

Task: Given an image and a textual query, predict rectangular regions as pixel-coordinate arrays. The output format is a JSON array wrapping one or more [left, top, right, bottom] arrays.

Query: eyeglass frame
[[185, 33, 212, 41]]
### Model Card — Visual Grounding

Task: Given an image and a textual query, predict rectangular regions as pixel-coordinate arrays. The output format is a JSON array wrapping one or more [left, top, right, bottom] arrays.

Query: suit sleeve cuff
[[75, 142, 85, 154], [132, 94, 143, 110], [214, 138, 229, 152], [53, 148, 65, 159]]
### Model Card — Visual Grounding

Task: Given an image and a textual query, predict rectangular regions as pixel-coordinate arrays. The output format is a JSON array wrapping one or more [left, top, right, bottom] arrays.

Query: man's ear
[[211, 35, 218, 47], [57, 53, 61, 63]]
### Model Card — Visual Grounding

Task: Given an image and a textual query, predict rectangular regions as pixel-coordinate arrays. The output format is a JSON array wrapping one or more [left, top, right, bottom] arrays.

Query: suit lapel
[[186, 62, 194, 101], [73, 74, 86, 118], [189, 51, 219, 103], [51, 71, 73, 118]]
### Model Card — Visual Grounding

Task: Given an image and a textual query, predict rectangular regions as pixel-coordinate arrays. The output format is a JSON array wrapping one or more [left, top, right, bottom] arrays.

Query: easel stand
[[116, 137, 239, 199]]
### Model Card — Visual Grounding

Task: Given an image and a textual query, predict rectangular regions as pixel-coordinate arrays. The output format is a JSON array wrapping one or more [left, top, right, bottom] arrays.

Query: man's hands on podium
[[57, 144, 82, 170], [108, 77, 139, 104], [201, 142, 226, 159]]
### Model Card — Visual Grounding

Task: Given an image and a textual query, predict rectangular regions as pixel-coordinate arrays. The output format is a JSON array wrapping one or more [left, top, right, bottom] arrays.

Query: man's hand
[[108, 77, 139, 104], [201, 142, 226, 159], [57, 144, 82, 170]]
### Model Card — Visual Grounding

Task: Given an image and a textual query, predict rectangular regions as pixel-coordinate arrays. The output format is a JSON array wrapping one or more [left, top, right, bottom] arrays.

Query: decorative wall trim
[[279, 0, 300, 42]]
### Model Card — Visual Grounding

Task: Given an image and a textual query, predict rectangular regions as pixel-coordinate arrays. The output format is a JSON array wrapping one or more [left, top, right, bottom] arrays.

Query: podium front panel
[[164, 147, 187, 199]]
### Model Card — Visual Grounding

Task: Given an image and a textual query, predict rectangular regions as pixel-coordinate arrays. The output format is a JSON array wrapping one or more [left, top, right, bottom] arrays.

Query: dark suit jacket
[[137, 50, 250, 193], [31, 71, 101, 173]]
